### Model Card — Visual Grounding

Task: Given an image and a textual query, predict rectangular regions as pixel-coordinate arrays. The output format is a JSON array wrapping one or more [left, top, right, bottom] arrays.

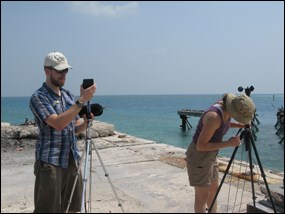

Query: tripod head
[[238, 85, 254, 97], [239, 124, 256, 153]]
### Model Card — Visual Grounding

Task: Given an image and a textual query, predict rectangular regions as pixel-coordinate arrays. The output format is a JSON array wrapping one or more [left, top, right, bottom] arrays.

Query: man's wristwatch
[[75, 100, 84, 108]]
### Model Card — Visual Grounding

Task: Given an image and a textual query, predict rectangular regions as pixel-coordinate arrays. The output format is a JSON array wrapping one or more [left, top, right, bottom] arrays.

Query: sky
[[1, 1, 284, 97]]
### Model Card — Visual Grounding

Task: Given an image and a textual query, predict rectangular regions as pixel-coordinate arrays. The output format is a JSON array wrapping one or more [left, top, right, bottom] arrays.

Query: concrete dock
[[76, 133, 283, 213], [1, 127, 283, 213]]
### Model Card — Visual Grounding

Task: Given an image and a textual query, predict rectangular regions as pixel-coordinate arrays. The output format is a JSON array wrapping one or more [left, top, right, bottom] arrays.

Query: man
[[30, 51, 96, 213]]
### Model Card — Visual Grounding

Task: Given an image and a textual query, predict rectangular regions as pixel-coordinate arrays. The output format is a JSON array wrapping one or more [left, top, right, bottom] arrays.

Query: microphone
[[79, 103, 104, 117]]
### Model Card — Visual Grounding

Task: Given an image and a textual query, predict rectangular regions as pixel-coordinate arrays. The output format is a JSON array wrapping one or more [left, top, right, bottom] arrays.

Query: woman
[[185, 93, 255, 213]]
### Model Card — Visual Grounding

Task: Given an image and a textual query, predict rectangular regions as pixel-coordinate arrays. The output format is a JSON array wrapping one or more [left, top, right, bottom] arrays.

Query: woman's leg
[[194, 185, 210, 213], [207, 179, 219, 213]]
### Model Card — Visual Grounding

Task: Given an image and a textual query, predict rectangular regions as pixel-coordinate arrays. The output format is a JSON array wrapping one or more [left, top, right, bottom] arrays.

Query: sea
[[1, 94, 284, 172]]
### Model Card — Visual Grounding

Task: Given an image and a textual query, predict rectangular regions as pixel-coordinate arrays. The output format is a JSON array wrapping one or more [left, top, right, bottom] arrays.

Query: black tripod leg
[[247, 142, 256, 207], [250, 137, 277, 213], [208, 146, 239, 213]]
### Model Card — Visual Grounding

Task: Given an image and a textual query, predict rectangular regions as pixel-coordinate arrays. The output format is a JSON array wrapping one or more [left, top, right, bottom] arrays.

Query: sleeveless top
[[192, 103, 231, 144]]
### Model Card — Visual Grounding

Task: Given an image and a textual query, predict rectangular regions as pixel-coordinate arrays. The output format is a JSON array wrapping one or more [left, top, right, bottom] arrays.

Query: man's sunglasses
[[52, 68, 69, 74]]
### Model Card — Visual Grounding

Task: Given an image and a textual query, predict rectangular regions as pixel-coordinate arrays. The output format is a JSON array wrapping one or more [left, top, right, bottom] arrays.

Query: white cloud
[[71, 1, 139, 17]]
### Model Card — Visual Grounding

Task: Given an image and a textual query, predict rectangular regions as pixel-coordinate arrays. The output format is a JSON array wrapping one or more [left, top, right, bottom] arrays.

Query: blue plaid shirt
[[30, 83, 81, 168]]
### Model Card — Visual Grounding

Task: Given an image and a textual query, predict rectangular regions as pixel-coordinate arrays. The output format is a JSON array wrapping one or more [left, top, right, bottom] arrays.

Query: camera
[[80, 79, 103, 118], [79, 104, 103, 117], [83, 79, 94, 89]]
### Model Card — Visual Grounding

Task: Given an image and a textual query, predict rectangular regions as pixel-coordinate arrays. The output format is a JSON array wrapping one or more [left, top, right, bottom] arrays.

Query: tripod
[[66, 104, 125, 213], [208, 125, 277, 213]]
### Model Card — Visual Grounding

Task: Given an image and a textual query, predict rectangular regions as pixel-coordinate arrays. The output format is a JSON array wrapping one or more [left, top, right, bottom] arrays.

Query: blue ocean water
[[1, 94, 284, 172]]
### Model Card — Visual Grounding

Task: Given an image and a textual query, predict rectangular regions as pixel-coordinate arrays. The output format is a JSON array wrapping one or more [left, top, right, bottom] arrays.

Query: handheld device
[[83, 79, 94, 89]]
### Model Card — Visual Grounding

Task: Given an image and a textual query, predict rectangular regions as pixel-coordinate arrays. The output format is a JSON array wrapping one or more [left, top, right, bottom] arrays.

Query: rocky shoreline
[[1, 122, 284, 213]]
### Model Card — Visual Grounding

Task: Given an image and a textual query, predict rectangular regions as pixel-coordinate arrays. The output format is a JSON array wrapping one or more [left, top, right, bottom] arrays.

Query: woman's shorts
[[185, 142, 219, 187]]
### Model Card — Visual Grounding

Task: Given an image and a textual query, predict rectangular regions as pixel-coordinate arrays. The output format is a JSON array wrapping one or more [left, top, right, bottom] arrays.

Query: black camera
[[79, 103, 103, 117], [83, 79, 94, 89]]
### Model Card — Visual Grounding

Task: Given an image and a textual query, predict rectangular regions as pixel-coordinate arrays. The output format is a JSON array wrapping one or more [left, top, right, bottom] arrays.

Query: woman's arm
[[230, 122, 246, 129], [196, 112, 241, 152]]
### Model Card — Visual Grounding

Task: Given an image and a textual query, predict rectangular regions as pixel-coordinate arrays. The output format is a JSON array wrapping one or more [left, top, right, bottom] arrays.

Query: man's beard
[[50, 76, 64, 87]]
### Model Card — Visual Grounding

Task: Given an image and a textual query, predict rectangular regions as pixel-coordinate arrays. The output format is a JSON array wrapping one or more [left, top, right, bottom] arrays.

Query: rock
[[90, 121, 115, 137], [260, 182, 284, 208], [1, 121, 115, 148], [1, 124, 38, 139], [1, 122, 11, 127]]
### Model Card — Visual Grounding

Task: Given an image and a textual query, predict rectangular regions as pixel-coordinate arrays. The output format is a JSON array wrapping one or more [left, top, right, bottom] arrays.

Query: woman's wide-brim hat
[[226, 93, 256, 125]]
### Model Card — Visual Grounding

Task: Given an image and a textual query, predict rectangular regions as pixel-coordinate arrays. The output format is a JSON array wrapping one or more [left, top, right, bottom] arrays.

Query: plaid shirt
[[30, 83, 81, 168]]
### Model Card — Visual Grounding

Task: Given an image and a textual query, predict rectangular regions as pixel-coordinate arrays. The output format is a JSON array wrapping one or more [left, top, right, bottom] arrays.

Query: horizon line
[[1, 93, 284, 98]]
